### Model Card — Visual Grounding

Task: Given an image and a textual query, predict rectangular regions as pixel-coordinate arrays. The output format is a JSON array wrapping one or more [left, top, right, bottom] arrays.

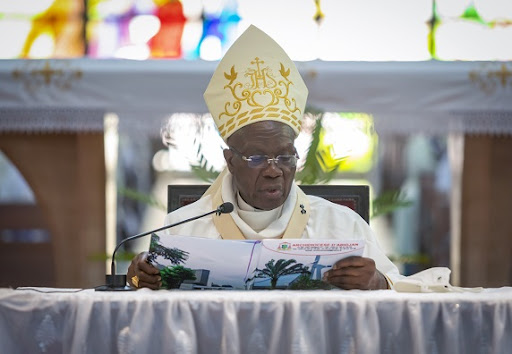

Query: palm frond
[[190, 161, 220, 183], [189, 140, 221, 183], [371, 189, 413, 219], [296, 107, 344, 184], [118, 186, 166, 211]]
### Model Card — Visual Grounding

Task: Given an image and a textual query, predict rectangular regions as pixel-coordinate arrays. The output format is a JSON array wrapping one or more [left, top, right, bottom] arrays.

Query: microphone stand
[[95, 202, 233, 291]]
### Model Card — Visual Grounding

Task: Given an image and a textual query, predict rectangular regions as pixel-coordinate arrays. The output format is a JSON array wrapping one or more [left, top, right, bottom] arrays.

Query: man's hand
[[322, 256, 389, 290], [127, 252, 162, 290]]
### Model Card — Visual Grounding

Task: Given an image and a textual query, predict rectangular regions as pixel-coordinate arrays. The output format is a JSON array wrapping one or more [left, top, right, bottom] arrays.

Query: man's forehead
[[227, 122, 296, 152], [236, 120, 296, 138]]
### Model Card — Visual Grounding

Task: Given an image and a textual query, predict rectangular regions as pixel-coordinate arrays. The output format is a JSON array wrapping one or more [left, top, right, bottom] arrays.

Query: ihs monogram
[[216, 57, 301, 138], [246, 57, 277, 90]]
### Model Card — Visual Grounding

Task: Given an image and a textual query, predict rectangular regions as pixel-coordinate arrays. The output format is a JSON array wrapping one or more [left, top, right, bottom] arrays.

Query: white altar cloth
[[1, 59, 511, 136], [0, 287, 510, 354]]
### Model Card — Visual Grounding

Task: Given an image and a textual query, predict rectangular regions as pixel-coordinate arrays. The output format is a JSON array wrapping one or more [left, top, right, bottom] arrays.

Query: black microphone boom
[[96, 202, 234, 291]]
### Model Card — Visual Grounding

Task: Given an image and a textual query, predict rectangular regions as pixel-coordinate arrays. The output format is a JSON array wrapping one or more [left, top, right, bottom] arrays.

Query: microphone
[[218, 201, 234, 214], [95, 202, 234, 291]]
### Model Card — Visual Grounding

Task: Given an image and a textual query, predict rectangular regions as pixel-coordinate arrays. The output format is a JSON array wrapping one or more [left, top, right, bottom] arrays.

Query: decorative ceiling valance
[[0, 59, 511, 135]]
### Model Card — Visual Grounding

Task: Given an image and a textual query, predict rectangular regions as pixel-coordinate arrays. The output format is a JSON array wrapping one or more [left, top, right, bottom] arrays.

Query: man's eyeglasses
[[229, 147, 299, 169]]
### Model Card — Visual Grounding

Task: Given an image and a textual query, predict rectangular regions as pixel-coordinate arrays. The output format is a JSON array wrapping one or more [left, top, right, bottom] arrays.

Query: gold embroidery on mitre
[[218, 57, 301, 137]]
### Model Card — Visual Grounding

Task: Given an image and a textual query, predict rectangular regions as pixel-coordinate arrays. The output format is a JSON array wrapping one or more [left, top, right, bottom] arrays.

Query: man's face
[[224, 121, 297, 210]]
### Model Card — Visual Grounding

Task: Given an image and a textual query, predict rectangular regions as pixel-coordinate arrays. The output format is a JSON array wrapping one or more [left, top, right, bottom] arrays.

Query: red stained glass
[[149, 1, 186, 58]]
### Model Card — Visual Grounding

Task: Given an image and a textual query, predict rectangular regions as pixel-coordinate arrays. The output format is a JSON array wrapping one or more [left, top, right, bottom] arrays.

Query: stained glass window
[[433, 0, 512, 60], [1, 0, 511, 61], [0, 0, 85, 58]]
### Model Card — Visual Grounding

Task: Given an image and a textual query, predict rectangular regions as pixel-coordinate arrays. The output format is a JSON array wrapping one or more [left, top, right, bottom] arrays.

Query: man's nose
[[262, 159, 283, 177]]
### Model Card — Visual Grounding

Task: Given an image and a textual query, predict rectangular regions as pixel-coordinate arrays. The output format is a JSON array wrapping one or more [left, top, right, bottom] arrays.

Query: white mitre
[[203, 25, 308, 141]]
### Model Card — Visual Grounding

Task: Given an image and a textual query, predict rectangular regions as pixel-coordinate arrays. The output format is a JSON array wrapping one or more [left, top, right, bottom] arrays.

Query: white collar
[[221, 172, 297, 239], [236, 193, 283, 232]]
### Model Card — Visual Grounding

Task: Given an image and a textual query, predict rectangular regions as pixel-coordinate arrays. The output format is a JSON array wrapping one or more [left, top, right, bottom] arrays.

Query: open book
[[148, 232, 365, 290]]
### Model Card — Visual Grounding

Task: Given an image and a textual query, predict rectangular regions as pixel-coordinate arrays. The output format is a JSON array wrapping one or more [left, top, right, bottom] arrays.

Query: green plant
[[118, 185, 166, 211], [295, 108, 342, 184], [88, 251, 137, 262], [190, 141, 221, 182], [371, 189, 413, 219], [160, 265, 196, 289]]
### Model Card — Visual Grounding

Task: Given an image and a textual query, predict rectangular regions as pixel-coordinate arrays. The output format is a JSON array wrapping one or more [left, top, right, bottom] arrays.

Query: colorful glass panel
[[433, 0, 512, 60], [0, 1, 510, 60]]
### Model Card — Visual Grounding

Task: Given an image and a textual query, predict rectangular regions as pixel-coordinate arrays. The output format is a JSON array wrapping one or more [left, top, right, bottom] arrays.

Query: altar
[[0, 287, 510, 353]]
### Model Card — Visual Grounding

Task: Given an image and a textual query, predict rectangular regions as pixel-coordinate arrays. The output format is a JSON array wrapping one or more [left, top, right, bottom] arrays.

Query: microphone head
[[218, 202, 234, 214]]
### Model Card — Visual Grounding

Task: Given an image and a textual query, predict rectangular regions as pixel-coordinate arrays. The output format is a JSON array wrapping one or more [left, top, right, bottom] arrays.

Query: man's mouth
[[262, 187, 282, 198]]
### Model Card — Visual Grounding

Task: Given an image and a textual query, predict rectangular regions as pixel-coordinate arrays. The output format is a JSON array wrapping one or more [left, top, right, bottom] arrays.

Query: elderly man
[[128, 25, 401, 290]]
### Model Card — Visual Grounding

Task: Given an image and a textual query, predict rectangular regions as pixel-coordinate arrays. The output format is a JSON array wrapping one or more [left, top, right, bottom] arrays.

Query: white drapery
[[1, 59, 511, 135], [1, 287, 511, 353]]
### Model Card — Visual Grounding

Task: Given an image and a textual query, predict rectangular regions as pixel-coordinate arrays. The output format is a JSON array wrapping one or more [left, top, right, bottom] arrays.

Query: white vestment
[[164, 173, 403, 286]]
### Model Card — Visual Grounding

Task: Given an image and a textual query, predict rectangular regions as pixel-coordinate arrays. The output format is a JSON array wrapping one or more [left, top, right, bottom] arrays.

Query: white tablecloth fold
[[0, 287, 510, 354]]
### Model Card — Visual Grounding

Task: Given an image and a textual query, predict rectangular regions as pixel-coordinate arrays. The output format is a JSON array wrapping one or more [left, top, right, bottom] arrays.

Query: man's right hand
[[127, 252, 162, 290]]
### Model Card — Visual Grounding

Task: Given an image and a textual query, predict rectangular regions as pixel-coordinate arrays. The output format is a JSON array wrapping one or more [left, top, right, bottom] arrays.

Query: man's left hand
[[323, 256, 388, 290]]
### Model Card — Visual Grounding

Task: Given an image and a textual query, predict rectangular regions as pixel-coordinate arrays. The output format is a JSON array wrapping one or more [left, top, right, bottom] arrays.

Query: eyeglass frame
[[229, 146, 299, 169]]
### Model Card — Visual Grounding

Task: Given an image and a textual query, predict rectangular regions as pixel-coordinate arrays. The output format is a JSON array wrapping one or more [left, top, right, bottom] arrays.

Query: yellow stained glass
[[0, 0, 84, 58]]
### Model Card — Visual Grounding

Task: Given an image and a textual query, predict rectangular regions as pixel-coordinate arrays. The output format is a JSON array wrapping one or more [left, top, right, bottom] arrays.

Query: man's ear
[[223, 149, 235, 173]]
